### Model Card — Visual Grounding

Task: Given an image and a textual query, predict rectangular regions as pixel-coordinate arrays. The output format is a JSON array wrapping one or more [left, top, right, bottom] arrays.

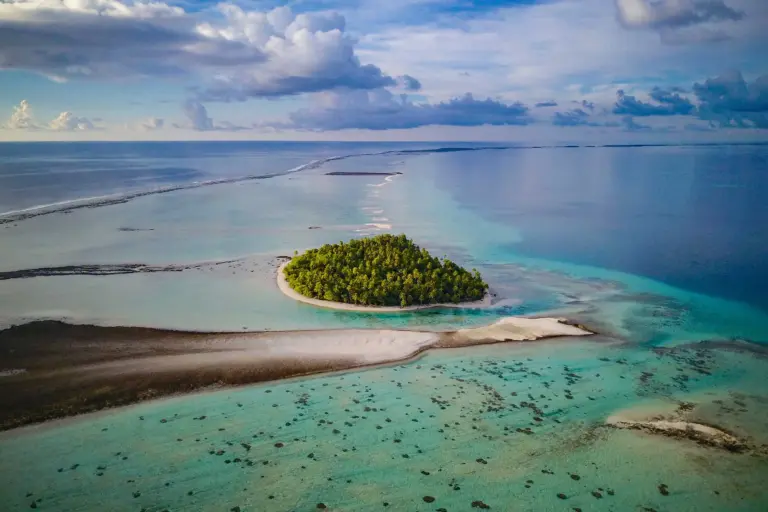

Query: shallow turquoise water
[[3, 340, 767, 511]]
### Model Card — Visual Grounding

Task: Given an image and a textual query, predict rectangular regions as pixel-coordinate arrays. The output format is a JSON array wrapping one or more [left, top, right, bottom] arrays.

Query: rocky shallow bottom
[[2, 336, 767, 511]]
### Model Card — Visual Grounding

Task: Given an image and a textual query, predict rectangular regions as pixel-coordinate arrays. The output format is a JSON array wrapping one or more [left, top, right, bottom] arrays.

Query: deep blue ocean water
[[431, 145, 768, 311]]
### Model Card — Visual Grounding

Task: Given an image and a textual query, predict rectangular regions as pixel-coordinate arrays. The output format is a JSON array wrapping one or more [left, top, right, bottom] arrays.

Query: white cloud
[[140, 117, 165, 130], [181, 100, 249, 131], [183, 100, 214, 131], [48, 112, 95, 131], [6, 99, 37, 129], [0, 1, 394, 98], [3, 0, 184, 18], [2, 0, 766, 141], [3, 99, 95, 131], [198, 5, 393, 100]]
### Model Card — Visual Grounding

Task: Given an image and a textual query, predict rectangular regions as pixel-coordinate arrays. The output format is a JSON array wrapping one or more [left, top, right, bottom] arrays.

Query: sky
[[0, 0, 767, 142]]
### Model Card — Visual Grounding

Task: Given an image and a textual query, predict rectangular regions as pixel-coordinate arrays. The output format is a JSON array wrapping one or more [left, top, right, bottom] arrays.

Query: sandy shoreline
[[0, 317, 591, 431], [276, 261, 492, 312]]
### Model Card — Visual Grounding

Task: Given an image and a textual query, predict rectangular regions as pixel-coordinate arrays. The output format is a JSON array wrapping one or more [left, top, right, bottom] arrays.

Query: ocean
[[1, 141, 767, 511]]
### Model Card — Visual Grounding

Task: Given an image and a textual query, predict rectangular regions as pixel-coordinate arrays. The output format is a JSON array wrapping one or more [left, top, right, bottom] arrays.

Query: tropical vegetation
[[283, 234, 488, 307]]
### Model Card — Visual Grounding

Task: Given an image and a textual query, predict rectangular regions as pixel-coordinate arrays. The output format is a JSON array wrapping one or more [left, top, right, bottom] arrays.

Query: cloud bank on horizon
[[0, 0, 766, 140]]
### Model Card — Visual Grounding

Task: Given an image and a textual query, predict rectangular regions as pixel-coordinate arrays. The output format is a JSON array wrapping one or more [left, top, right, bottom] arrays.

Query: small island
[[280, 234, 488, 310]]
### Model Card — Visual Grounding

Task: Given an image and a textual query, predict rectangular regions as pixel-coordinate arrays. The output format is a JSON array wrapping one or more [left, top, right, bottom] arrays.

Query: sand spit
[[0, 317, 590, 430], [443, 316, 591, 346], [0, 259, 240, 281], [604, 399, 764, 454], [277, 261, 492, 312], [607, 416, 747, 452]]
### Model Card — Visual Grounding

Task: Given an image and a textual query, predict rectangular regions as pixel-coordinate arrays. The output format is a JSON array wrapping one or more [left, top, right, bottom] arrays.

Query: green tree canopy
[[283, 234, 488, 307]]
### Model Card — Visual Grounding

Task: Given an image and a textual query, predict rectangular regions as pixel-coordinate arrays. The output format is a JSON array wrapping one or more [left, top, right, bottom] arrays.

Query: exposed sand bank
[[0, 317, 590, 430], [605, 402, 754, 453], [277, 261, 492, 312], [444, 316, 591, 345]]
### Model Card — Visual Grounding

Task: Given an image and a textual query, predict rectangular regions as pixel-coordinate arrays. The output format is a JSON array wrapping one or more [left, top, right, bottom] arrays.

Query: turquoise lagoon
[[1, 143, 768, 510]]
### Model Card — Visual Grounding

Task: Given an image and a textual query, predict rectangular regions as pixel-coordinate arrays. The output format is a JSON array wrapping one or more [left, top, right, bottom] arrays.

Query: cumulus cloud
[[615, 0, 743, 29], [6, 99, 37, 129], [535, 101, 558, 108], [552, 106, 618, 127], [276, 89, 531, 131], [615, 0, 745, 46], [694, 70, 768, 112], [49, 112, 95, 131], [140, 117, 165, 131], [0, 1, 245, 81], [195, 5, 394, 100], [183, 100, 214, 131], [0, 1, 396, 99], [182, 100, 249, 131], [553, 109, 593, 126], [4, 99, 94, 131], [693, 70, 768, 127], [215, 120, 250, 132], [613, 87, 695, 116], [397, 74, 422, 92]]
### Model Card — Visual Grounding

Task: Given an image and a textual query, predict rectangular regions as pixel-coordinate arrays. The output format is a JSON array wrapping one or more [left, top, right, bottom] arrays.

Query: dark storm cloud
[[398, 74, 422, 92], [0, 12, 263, 79], [552, 109, 593, 126], [693, 70, 768, 127], [615, 0, 743, 30], [613, 87, 695, 116]]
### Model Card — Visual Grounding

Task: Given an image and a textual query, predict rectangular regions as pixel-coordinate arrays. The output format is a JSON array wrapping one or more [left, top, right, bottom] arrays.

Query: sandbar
[[605, 405, 752, 453], [0, 316, 591, 430]]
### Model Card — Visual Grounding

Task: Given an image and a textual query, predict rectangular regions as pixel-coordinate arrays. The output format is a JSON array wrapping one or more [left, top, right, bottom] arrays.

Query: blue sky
[[0, 0, 766, 141]]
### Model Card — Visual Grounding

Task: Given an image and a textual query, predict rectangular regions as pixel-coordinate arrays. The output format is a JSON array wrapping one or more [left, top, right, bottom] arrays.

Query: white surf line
[[0, 145, 487, 227], [0, 151, 392, 223], [0, 157, 334, 220], [0, 193, 128, 217]]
